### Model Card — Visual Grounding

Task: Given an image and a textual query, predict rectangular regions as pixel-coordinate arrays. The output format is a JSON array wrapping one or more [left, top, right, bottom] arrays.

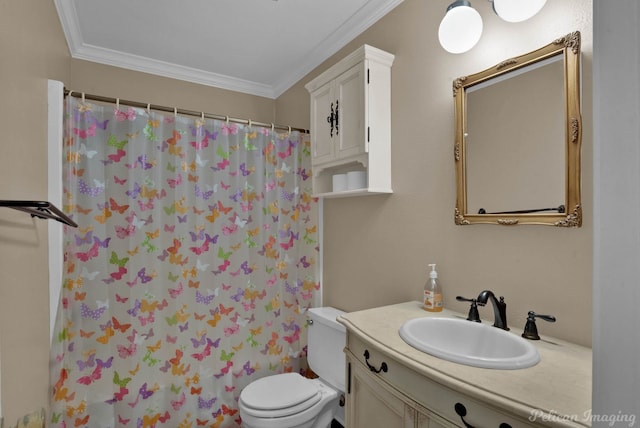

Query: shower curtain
[[50, 96, 319, 428]]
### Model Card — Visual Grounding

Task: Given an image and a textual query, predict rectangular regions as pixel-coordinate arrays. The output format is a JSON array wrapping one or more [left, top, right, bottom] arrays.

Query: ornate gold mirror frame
[[453, 31, 582, 227]]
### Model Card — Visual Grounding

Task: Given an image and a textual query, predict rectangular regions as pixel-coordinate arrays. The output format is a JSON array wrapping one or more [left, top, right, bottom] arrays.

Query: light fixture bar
[[439, 0, 547, 54]]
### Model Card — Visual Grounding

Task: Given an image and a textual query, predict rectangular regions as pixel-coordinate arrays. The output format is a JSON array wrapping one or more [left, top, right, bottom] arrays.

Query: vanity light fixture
[[438, 0, 483, 54], [492, 0, 547, 23], [438, 0, 547, 53]]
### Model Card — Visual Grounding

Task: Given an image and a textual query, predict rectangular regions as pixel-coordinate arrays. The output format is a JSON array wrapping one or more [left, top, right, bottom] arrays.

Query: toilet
[[239, 307, 346, 428]]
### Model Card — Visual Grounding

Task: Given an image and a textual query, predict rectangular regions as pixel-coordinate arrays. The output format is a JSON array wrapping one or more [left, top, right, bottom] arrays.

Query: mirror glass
[[454, 31, 582, 226]]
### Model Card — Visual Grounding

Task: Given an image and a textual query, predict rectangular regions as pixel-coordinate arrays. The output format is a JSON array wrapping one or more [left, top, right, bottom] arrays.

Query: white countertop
[[338, 301, 592, 427]]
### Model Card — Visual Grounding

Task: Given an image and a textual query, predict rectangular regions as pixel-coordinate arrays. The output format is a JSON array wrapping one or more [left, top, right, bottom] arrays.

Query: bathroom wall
[[67, 60, 276, 123], [277, 0, 593, 346], [0, 1, 278, 423], [0, 0, 592, 423], [0, 0, 70, 423]]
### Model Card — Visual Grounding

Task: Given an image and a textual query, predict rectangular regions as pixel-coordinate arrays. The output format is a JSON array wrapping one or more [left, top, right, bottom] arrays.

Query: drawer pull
[[363, 350, 388, 373], [454, 403, 475, 428], [455, 403, 513, 428]]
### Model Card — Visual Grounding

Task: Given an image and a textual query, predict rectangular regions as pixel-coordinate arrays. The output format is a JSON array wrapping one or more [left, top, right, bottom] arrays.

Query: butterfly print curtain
[[50, 96, 319, 428]]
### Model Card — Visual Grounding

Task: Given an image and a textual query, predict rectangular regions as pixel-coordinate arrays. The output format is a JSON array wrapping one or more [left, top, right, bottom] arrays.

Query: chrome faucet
[[476, 290, 509, 330]]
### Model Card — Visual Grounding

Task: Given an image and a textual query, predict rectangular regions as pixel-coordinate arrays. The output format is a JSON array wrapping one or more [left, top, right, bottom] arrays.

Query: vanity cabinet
[[345, 335, 532, 428], [305, 45, 394, 197], [347, 353, 453, 428], [339, 303, 592, 428]]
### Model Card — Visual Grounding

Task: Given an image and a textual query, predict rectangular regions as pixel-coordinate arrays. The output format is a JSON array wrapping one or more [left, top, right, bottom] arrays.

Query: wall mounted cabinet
[[305, 45, 394, 197]]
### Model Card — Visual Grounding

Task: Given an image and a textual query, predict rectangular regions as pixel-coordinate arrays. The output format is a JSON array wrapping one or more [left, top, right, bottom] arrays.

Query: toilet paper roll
[[332, 174, 347, 192], [347, 171, 367, 190]]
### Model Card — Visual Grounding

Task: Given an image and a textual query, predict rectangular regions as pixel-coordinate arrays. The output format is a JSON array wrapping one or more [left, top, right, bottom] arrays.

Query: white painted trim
[[48, 80, 65, 344], [317, 197, 324, 308], [53, 0, 83, 54], [54, 0, 405, 99], [304, 44, 395, 93], [274, 0, 404, 97], [71, 43, 277, 98]]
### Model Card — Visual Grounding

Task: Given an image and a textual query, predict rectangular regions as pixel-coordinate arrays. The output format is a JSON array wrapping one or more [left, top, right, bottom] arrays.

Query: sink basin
[[399, 317, 540, 369]]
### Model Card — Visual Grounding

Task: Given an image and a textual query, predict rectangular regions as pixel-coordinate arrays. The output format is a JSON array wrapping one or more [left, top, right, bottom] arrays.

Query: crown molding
[[73, 43, 276, 98], [54, 0, 404, 99], [272, 0, 404, 97]]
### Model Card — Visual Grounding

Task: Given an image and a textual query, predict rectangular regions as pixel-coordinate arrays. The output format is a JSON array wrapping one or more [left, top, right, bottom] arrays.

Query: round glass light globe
[[493, 0, 547, 23], [438, 5, 483, 54]]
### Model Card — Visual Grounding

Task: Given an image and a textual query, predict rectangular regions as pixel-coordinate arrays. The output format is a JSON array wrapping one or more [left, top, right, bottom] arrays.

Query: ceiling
[[54, 0, 404, 99]]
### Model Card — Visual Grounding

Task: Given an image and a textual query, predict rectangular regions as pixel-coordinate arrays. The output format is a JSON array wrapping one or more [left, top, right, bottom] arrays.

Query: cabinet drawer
[[347, 334, 537, 428]]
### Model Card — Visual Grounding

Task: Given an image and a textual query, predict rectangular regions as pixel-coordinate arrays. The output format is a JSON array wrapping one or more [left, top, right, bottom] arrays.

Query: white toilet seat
[[240, 373, 322, 418], [239, 373, 339, 428]]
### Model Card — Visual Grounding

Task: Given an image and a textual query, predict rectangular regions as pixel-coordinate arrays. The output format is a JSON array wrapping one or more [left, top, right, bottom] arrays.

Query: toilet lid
[[241, 373, 320, 415]]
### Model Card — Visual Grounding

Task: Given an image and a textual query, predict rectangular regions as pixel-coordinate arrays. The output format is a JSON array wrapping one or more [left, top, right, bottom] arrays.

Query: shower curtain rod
[[63, 89, 309, 134]]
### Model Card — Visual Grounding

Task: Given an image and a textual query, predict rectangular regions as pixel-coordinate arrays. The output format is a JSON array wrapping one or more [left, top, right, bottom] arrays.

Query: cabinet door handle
[[363, 350, 388, 373], [335, 100, 339, 136], [454, 403, 512, 428], [327, 102, 335, 137]]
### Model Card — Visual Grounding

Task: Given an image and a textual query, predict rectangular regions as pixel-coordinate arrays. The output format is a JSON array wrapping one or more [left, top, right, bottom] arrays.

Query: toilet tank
[[307, 307, 346, 393]]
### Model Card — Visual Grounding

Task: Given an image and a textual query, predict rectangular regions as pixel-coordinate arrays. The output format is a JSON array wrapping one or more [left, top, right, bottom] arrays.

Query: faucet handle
[[522, 311, 556, 340], [455, 296, 481, 322]]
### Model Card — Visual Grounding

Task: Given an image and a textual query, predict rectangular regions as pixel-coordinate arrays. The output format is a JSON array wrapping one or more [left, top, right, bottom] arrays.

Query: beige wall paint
[[0, 0, 70, 423], [277, 0, 593, 347], [68, 60, 276, 123], [0, 1, 276, 423], [0, 0, 591, 423]]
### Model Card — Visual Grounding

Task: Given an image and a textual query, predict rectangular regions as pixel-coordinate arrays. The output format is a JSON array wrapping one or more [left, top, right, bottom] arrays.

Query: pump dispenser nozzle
[[429, 264, 438, 279]]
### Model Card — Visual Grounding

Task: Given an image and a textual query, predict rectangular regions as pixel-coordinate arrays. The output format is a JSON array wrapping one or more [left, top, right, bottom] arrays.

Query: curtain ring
[[68, 90, 74, 98], [116, 98, 120, 110], [147, 103, 151, 115], [271, 123, 275, 133], [81, 92, 86, 103], [248, 119, 252, 128], [288, 126, 291, 134], [225, 115, 229, 125]]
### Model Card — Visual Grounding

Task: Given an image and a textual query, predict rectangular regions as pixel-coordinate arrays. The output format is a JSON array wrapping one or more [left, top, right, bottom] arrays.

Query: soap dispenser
[[423, 264, 443, 312]]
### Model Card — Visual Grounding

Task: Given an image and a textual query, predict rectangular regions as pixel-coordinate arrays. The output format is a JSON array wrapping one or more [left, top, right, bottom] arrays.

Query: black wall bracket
[[0, 200, 77, 227]]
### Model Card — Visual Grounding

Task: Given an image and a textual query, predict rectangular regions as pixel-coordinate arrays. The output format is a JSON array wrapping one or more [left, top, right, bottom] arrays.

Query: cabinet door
[[415, 409, 458, 428], [309, 83, 335, 165], [335, 63, 366, 160], [347, 360, 414, 428]]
